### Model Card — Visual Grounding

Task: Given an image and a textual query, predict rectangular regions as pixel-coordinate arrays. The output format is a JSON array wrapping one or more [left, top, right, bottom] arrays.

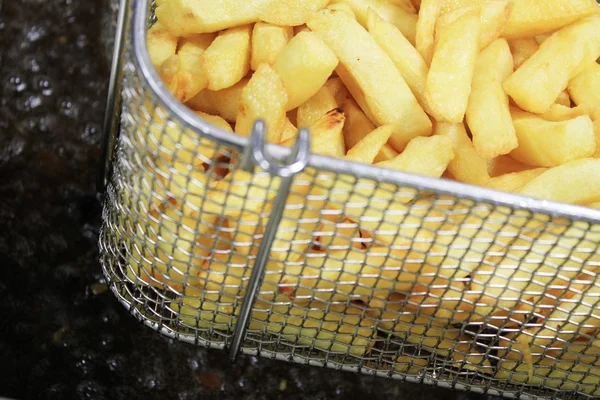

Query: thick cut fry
[[186, 78, 248, 123], [466, 38, 516, 159], [330, 0, 418, 44], [485, 168, 548, 193], [373, 145, 399, 163], [519, 158, 600, 204], [258, 0, 330, 26], [415, 0, 441, 65], [307, 9, 432, 151], [201, 25, 251, 91], [478, 0, 512, 50], [155, 0, 270, 35], [503, 16, 600, 114], [555, 90, 571, 107], [435, 122, 490, 185], [375, 135, 454, 178], [345, 125, 394, 164], [146, 22, 178, 68], [334, 63, 378, 124], [307, 108, 347, 157], [568, 61, 600, 121], [280, 118, 298, 143], [501, 0, 600, 39], [425, 7, 480, 123], [595, 119, 600, 158], [296, 87, 339, 128], [235, 63, 288, 143], [327, 1, 356, 16], [367, 10, 431, 114], [250, 23, 293, 71], [507, 38, 538, 70], [539, 103, 590, 122], [323, 77, 350, 105], [273, 31, 339, 110], [488, 154, 533, 177], [509, 108, 595, 167], [341, 97, 376, 149]]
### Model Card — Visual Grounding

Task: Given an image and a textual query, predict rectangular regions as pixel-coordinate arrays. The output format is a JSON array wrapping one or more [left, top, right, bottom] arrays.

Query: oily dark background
[[0, 0, 497, 399]]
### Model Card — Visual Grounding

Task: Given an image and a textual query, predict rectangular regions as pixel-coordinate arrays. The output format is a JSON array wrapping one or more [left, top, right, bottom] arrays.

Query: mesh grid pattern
[[99, 2, 600, 398]]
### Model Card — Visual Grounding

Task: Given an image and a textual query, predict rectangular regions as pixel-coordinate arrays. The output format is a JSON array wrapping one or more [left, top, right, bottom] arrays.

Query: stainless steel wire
[[99, 0, 600, 398]]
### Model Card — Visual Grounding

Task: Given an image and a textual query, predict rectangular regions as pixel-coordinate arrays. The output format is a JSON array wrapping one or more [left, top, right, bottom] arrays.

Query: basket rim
[[131, 0, 600, 225]]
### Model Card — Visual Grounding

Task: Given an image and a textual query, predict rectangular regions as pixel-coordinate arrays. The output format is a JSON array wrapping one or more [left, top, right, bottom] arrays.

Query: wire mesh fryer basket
[[98, 0, 600, 398]]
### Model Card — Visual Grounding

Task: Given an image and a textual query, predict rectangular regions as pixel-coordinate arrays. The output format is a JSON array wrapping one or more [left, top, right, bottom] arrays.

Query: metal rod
[[97, 0, 131, 194], [228, 122, 310, 362]]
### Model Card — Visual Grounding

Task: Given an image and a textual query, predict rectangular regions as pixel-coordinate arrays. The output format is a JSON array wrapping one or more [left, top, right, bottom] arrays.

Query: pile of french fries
[[122, 0, 600, 393]]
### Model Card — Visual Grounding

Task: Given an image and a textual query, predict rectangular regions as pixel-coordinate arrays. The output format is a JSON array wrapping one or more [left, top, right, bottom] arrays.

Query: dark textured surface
[[0, 1, 491, 399]]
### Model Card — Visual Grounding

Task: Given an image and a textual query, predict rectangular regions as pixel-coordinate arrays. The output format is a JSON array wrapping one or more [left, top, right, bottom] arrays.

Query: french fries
[[130, 1, 600, 392], [503, 15, 600, 114], [307, 8, 432, 151]]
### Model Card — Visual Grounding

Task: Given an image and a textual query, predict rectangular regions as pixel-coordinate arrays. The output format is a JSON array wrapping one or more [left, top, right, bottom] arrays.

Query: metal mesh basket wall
[[99, 0, 600, 398]]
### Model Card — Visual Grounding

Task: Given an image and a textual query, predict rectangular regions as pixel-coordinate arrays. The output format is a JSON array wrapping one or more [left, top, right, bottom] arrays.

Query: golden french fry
[[509, 108, 595, 167], [327, 1, 356, 16], [201, 25, 251, 91], [146, 21, 178, 68], [345, 125, 394, 164], [539, 103, 590, 122], [258, 0, 330, 26], [595, 119, 600, 157], [507, 38, 539, 70], [296, 86, 339, 128], [280, 118, 298, 143], [501, 0, 600, 39], [519, 158, 600, 204], [568, 61, 600, 121], [323, 77, 350, 105], [235, 63, 288, 143], [555, 90, 572, 107], [466, 38, 516, 159], [307, 9, 432, 151], [488, 154, 533, 177], [331, 0, 418, 44], [155, 0, 270, 35], [415, 0, 441, 65], [435, 122, 490, 185], [316, 216, 364, 250], [341, 97, 376, 149], [308, 108, 347, 157], [367, 9, 432, 114], [250, 23, 293, 71], [186, 79, 248, 122], [503, 16, 600, 114], [425, 7, 480, 123], [375, 135, 454, 178], [373, 144, 399, 163], [485, 168, 548, 193], [478, 0, 512, 49], [273, 31, 339, 111]]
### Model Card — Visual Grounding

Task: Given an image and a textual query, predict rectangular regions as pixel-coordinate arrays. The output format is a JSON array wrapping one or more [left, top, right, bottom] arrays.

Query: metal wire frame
[[98, 0, 600, 398]]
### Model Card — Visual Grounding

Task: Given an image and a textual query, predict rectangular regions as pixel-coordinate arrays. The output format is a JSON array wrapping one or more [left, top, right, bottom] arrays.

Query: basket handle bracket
[[228, 121, 310, 362]]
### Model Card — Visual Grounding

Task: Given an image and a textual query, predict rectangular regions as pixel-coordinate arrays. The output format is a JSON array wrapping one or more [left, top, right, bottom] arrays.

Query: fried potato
[[341, 97, 376, 149], [273, 31, 339, 110], [280, 118, 298, 143], [345, 125, 394, 164], [373, 144, 399, 163], [519, 158, 600, 204], [425, 7, 480, 123], [296, 86, 339, 128], [466, 38, 516, 159], [202, 25, 251, 91], [485, 168, 548, 193], [555, 90, 572, 107], [568, 61, 600, 121], [501, 0, 600, 39], [250, 23, 294, 71], [415, 0, 441, 65], [308, 108, 347, 157], [595, 119, 600, 157], [367, 10, 431, 114], [503, 16, 600, 114], [155, 0, 270, 35], [384, 0, 417, 13], [539, 103, 590, 122], [435, 122, 490, 185], [258, 0, 330, 26], [509, 108, 595, 167], [327, 1, 356, 16], [331, 0, 418, 45], [477, 0, 512, 50], [488, 154, 533, 177], [235, 63, 288, 142], [507, 38, 538, 70], [146, 22, 178, 68], [375, 135, 454, 178], [307, 9, 432, 151], [186, 78, 248, 123], [323, 77, 350, 105]]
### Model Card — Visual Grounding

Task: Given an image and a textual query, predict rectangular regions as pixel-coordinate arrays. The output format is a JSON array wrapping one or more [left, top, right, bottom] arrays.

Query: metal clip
[[229, 121, 310, 362]]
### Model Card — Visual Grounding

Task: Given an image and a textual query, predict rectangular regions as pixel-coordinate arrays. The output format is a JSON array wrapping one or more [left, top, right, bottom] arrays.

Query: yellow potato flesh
[[568, 61, 600, 121], [250, 23, 293, 71]]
